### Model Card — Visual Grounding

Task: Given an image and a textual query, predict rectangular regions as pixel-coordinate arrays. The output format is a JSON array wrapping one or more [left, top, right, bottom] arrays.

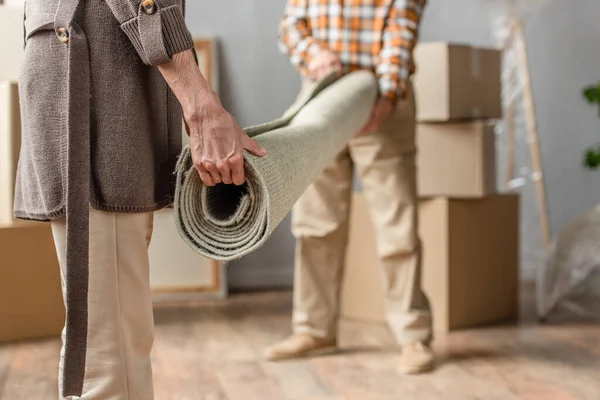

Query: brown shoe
[[263, 334, 338, 361], [398, 342, 435, 374]]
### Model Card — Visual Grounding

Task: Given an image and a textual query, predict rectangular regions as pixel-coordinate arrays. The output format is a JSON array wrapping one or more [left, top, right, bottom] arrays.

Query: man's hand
[[159, 51, 266, 186], [360, 97, 394, 135], [308, 49, 342, 81]]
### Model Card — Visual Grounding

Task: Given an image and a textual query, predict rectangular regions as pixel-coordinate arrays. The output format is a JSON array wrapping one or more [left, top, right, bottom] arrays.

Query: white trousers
[[51, 208, 155, 400]]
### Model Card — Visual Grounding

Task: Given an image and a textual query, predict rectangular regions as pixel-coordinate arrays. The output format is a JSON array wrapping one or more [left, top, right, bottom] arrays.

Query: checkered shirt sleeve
[[377, 0, 426, 104], [278, 0, 323, 76]]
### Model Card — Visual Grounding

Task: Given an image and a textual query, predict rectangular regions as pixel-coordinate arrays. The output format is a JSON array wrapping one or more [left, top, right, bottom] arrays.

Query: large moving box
[[417, 121, 496, 197], [0, 222, 65, 342], [0, 81, 20, 224], [413, 42, 502, 122], [341, 193, 519, 332]]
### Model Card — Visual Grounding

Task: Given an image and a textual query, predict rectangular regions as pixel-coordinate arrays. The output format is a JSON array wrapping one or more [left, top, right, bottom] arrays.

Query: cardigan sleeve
[[104, 0, 194, 66]]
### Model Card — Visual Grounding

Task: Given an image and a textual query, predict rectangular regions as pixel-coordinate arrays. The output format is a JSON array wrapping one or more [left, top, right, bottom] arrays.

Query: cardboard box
[[413, 42, 502, 121], [341, 193, 519, 332], [417, 121, 496, 197], [0, 81, 21, 224], [0, 221, 65, 342]]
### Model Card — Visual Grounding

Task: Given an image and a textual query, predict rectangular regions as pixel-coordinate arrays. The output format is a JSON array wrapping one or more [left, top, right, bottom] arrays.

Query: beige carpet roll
[[174, 71, 378, 261]]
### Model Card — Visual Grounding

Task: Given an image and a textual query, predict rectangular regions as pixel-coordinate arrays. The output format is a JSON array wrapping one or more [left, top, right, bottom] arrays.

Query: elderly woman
[[15, 0, 265, 398]]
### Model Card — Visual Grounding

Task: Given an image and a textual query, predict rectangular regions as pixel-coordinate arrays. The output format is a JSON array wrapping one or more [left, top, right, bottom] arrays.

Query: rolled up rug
[[174, 70, 378, 261]]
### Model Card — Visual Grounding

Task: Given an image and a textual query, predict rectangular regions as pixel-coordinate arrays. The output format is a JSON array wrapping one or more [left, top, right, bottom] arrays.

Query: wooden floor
[[1, 289, 600, 400]]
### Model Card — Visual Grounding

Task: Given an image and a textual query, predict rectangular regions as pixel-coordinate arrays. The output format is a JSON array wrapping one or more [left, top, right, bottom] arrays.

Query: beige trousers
[[51, 208, 155, 400], [291, 85, 432, 345]]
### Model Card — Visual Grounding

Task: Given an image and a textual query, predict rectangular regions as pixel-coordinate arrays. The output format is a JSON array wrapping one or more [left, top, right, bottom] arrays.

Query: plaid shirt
[[279, 0, 426, 104]]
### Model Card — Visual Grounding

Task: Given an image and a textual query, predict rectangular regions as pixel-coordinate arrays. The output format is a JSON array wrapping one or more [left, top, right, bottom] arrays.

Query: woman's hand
[[158, 51, 266, 186]]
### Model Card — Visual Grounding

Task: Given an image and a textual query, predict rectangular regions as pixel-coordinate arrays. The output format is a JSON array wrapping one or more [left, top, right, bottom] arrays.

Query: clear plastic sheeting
[[493, 0, 600, 320], [492, 0, 550, 282], [537, 204, 600, 320]]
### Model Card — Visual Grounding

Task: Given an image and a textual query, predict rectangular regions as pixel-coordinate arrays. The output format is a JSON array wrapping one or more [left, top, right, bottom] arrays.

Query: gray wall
[[186, 0, 600, 288], [526, 0, 600, 266], [187, 0, 300, 127]]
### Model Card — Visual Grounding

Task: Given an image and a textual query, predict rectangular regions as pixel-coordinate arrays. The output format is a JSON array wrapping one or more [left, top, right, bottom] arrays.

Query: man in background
[[265, 0, 434, 374]]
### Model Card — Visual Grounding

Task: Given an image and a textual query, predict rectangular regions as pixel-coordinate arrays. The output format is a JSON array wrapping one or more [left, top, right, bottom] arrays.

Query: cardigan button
[[142, 0, 157, 15], [56, 28, 69, 43]]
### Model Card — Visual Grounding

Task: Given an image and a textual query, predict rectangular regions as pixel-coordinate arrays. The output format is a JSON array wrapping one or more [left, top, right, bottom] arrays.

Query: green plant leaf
[[583, 86, 600, 103], [584, 148, 600, 169], [581, 82, 600, 170]]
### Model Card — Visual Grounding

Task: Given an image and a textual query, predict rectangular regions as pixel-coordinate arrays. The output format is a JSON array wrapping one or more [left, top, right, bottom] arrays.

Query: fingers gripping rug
[[174, 71, 378, 261]]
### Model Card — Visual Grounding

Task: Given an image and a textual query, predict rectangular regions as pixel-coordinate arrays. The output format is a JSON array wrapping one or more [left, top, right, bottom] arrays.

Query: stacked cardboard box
[[341, 42, 520, 332], [1, 79, 65, 341], [0, 221, 65, 342], [0, 10, 64, 342], [341, 194, 519, 332], [413, 42, 502, 122], [414, 42, 501, 198]]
